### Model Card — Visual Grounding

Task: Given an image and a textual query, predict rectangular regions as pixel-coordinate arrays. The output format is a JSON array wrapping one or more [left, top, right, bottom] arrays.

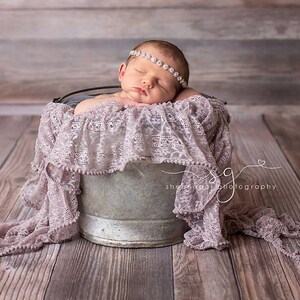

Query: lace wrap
[[0, 96, 299, 265]]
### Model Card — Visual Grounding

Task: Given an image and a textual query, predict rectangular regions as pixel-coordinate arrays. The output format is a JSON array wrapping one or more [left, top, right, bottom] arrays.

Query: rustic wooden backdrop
[[0, 0, 299, 105]]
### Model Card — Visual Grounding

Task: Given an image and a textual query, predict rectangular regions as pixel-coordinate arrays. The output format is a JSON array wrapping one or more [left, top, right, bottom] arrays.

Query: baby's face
[[118, 45, 182, 104]]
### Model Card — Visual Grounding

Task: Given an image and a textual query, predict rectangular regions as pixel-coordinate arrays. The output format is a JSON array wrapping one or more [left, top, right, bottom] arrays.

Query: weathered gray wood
[[0, 117, 61, 300], [228, 112, 300, 299], [1, 0, 299, 9], [173, 243, 239, 299], [2, 40, 299, 81], [0, 245, 60, 300], [45, 238, 174, 300], [230, 112, 300, 218], [0, 105, 44, 115], [0, 116, 32, 166], [2, 79, 299, 105], [229, 105, 300, 115], [0, 8, 299, 40], [0, 117, 38, 222], [1, 39, 299, 104], [263, 114, 300, 179], [228, 232, 299, 299]]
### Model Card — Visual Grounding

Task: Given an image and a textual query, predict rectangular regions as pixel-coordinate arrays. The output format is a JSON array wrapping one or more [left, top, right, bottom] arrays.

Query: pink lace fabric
[[0, 96, 299, 265]]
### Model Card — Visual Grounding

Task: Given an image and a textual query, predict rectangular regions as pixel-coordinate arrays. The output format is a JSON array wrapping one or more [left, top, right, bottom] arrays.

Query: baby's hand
[[74, 93, 147, 115]]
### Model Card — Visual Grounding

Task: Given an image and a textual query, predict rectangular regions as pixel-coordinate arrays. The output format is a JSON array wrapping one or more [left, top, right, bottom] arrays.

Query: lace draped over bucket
[[0, 95, 299, 265]]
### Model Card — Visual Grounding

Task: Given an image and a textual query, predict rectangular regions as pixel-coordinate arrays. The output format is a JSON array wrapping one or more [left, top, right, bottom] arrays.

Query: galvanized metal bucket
[[78, 161, 189, 248]]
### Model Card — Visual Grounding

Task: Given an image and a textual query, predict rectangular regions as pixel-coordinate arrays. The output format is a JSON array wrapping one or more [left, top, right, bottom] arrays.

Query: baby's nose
[[142, 77, 154, 89]]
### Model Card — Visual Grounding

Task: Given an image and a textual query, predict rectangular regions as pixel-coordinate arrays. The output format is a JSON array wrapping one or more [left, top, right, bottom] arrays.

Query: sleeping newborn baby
[[74, 39, 199, 114]]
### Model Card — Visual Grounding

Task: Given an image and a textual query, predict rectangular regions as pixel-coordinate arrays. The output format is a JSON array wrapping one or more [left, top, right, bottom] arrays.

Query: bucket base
[[79, 213, 188, 248], [78, 162, 189, 248]]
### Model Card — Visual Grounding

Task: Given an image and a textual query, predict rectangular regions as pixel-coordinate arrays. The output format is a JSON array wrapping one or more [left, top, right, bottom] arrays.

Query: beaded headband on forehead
[[129, 50, 188, 88]]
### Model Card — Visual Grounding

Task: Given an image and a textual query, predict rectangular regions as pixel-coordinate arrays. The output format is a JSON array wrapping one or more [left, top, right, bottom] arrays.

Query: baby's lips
[[134, 87, 147, 96]]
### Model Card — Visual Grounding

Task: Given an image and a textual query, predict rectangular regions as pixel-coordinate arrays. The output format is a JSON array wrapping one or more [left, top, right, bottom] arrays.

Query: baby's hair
[[126, 40, 190, 86]]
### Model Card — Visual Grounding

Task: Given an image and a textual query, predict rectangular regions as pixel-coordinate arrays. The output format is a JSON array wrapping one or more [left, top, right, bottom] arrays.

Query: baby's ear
[[118, 63, 127, 81]]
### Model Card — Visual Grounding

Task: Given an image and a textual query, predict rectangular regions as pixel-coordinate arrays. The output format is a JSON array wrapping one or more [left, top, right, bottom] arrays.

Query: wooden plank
[[45, 238, 174, 300], [228, 112, 300, 299], [228, 233, 299, 299], [0, 117, 39, 222], [173, 243, 239, 299], [1, 0, 300, 9], [2, 39, 299, 82], [0, 39, 299, 104], [0, 105, 44, 115], [1, 79, 299, 105], [263, 114, 300, 179], [0, 117, 61, 300], [0, 7, 299, 40], [0, 245, 60, 300], [0, 116, 32, 166], [228, 105, 300, 115], [230, 112, 300, 218], [196, 79, 300, 106]]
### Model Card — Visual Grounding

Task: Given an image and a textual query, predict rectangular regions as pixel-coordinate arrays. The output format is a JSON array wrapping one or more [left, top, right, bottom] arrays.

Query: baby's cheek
[[169, 89, 178, 101]]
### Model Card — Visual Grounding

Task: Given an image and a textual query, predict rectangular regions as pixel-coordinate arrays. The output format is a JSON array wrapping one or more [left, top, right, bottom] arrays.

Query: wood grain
[[1, 79, 299, 105], [228, 112, 300, 299], [228, 105, 300, 115], [228, 233, 298, 299], [0, 105, 44, 115], [230, 112, 300, 218], [263, 114, 300, 179], [0, 116, 32, 166], [2, 40, 299, 82], [0, 117, 61, 300], [1, 0, 299, 9], [0, 245, 60, 300], [0, 117, 38, 222], [1, 39, 299, 104], [0, 7, 299, 40], [173, 243, 239, 299], [45, 238, 174, 300]]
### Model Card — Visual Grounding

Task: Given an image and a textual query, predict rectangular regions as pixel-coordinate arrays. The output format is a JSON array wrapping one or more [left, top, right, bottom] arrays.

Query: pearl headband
[[129, 50, 188, 88]]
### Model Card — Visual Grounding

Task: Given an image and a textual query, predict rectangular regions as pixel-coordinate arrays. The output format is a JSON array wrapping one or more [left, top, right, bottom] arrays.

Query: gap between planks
[[0, 117, 61, 300], [228, 111, 300, 299]]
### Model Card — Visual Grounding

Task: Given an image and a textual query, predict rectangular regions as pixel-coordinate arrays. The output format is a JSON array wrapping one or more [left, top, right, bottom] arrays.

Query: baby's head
[[118, 40, 190, 104]]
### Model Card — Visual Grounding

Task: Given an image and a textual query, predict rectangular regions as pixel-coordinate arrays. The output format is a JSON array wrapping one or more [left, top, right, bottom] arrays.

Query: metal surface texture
[[78, 161, 189, 248]]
